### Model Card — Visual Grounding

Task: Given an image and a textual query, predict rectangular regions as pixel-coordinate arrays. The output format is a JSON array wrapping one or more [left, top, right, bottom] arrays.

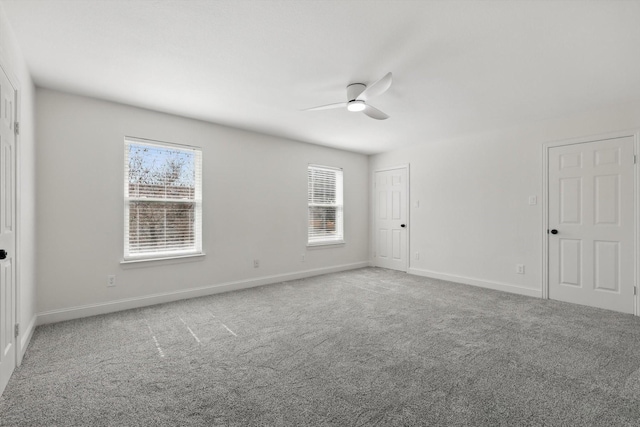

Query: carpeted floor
[[2, 267, 640, 426]]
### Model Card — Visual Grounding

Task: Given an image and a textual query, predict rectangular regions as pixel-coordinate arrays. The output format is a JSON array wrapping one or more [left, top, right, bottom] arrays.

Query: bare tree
[[127, 145, 196, 253]]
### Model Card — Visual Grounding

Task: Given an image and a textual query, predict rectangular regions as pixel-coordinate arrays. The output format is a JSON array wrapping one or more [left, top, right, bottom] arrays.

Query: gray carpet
[[2, 267, 640, 426]]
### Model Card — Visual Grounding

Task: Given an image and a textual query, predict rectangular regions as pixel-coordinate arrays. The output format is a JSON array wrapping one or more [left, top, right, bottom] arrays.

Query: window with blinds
[[124, 137, 202, 260], [308, 164, 344, 245]]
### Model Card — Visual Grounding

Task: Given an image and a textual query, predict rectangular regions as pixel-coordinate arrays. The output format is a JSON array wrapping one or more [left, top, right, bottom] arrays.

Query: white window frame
[[307, 164, 344, 246], [123, 137, 203, 261]]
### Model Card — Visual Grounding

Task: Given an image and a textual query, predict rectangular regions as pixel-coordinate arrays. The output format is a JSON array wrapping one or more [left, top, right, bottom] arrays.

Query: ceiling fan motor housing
[[346, 83, 366, 101]]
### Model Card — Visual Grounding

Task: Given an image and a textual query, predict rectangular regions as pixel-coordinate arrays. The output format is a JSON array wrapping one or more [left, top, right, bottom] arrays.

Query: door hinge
[[634, 155, 637, 164], [14, 121, 19, 135], [635, 286, 638, 296], [14, 323, 19, 337]]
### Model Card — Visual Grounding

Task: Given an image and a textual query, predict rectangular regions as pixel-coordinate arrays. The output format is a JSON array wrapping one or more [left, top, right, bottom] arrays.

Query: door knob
[[400, 224, 406, 228], [549, 229, 558, 235], [0, 250, 7, 259]]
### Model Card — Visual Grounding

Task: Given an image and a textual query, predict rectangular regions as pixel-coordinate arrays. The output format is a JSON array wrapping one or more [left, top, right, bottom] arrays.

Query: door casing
[[542, 130, 639, 315]]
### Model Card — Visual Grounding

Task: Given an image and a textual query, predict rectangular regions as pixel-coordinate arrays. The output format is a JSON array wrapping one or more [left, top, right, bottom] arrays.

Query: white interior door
[[0, 66, 15, 396], [548, 136, 635, 314], [374, 167, 408, 271]]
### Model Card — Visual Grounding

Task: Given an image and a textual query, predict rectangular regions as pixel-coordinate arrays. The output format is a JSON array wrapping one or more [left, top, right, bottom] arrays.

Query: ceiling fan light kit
[[305, 72, 392, 120], [347, 100, 366, 112]]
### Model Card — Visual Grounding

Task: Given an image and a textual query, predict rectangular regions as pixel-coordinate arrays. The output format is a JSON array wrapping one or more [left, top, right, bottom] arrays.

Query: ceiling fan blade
[[362, 104, 389, 120], [356, 72, 392, 102], [303, 102, 347, 111]]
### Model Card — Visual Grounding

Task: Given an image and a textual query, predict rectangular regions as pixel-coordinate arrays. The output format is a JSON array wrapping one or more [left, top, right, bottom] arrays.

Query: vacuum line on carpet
[[355, 285, 382, 294], [143, 319, 165, 358], [207, 310, 237, 337], [220, 323, 237, 337], [179, 316, 201, 344], [370, 283, 396, 291], [151, 335, 165, 357]]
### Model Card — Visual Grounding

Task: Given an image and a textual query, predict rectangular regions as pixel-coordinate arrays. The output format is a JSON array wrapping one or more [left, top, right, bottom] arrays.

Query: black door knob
[[400, 224, 406, 228], [0, 250, 7, 260], [550, 229, 558, 235]]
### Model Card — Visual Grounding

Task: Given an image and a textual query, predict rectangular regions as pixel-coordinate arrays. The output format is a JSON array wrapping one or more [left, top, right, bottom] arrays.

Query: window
[[308, 164, 343, 245], [124, 137, 202, 260]]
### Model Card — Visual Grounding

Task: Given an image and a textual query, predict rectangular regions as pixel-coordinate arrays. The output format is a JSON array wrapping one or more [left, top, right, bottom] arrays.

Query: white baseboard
[[37, 262, 369, 325], [408, 268, 542, 298], [18, 314, 37, 364]]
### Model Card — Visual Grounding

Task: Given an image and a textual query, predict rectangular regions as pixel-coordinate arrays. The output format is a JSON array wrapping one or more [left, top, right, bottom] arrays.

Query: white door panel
[[0, 66, 15, 396], [375, 168, 408, 271], [548, 136, 634, 314]]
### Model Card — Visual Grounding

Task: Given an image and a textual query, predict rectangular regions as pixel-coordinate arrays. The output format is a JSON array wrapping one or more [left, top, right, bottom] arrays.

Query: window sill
[[121, 253, 205, 267], [307, 240, 345, 248]]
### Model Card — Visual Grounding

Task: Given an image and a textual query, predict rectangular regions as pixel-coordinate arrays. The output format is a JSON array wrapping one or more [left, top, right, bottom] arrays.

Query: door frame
[[542, 130, 639, 315], [372, 164, 410, 272]]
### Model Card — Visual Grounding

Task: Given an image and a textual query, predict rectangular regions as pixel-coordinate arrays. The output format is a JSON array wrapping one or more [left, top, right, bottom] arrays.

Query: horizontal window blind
[[308, 165, 343, 244], [124, 137, 202, 259]]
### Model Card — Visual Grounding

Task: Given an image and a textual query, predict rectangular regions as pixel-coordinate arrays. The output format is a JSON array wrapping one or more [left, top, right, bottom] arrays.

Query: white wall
[[370, 101, 640, 297], [0, 3, 36, 360], [36, 89, 369, 322]]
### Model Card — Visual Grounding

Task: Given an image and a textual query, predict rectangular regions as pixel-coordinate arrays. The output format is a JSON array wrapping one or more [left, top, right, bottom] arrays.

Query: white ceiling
[[3, 0, 640, 155]]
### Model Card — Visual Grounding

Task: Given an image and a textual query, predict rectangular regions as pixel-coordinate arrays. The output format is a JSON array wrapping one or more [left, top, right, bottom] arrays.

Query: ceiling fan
[[304, 72, 392, 120]]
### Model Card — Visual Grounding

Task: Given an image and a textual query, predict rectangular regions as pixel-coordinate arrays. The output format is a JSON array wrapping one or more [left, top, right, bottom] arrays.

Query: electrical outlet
[[415, 252, 420, 260], [301, 254, 305, 262], [253, 259, 260, 268], [516, 264, 525, 274], [528, 196, 537, 205], [107, 275, 116, 287]]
